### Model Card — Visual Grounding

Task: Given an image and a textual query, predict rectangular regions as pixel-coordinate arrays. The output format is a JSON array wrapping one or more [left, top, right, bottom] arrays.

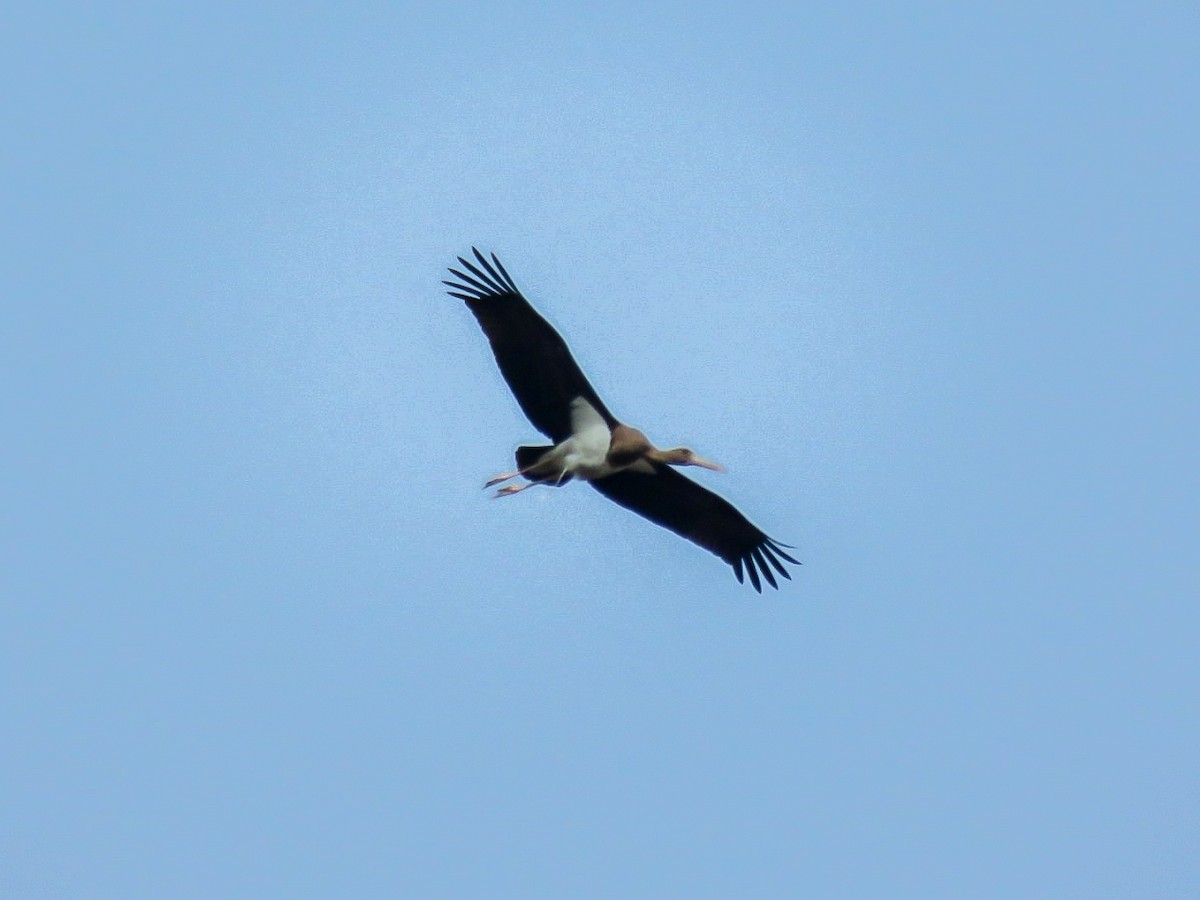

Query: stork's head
[[650, 446, 725, 472]]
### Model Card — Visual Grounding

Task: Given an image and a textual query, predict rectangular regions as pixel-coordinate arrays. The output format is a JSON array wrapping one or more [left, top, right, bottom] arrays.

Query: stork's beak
[[692, 455, 725, 473]]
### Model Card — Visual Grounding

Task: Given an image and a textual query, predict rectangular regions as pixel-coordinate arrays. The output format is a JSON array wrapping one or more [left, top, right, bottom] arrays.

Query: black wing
[[591, 463, 798, 592], [445, 248, 618, 442]]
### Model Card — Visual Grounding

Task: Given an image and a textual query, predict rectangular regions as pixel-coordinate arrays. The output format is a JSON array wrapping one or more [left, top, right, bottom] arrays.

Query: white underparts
[[539, 397, 622, 482]]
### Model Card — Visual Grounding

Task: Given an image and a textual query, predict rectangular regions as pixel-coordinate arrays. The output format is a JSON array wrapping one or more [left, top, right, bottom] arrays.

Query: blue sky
[[4, 3, 1197, 897]]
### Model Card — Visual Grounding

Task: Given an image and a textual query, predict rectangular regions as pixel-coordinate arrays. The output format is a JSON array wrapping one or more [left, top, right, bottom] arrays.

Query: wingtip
[[759, 543, 792, 581], [450, 247, 518, 296], [752, 548, 778, 590], [767, 540, 801, 566], [490, 252, 518, 292], [745, 556, 762, 593]]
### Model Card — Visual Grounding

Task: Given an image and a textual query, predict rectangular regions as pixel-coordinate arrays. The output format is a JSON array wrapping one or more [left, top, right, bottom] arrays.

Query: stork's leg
[[485, 456, 564, 488], [492, 482, 534, 498], [483, 470, 522, 488]]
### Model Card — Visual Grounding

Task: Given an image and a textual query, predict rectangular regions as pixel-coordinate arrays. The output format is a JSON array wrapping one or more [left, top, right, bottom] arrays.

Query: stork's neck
[[606, 424, 652, 467], [648, 447, 690, 465]]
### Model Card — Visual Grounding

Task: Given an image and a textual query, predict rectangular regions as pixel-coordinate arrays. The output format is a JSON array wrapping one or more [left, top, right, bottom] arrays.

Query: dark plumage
[[591, 464, 799, 591], [445, 248, 798, 591], [445, 250, 616, 442]]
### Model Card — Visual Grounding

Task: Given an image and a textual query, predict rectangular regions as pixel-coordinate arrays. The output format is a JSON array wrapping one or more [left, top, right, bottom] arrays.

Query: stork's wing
[[591, 463, 798, 592], [445, 248, 618, 442]]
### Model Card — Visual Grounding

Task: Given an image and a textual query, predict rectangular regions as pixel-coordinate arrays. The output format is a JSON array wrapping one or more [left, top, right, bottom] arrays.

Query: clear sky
[[4, 3, 1197, 897]]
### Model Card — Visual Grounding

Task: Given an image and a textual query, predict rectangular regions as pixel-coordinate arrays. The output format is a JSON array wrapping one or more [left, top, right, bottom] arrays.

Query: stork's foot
[[492, 482, 531, 498], [484, 471, 521, 488]]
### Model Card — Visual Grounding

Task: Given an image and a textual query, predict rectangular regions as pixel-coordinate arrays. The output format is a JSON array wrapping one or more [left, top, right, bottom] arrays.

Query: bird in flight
[[444, 248, 798, 591]]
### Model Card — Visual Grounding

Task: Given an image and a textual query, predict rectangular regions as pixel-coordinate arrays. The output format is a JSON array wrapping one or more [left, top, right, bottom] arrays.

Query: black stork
[[444, 248, 798, 591]]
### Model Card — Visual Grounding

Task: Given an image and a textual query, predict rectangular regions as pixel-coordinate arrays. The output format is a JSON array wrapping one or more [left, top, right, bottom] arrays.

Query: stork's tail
[[514, 445, 549, 471], [514, 445, 573, 486]]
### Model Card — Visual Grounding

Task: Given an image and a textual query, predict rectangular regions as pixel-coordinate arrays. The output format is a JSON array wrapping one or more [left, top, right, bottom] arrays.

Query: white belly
[[525, 396, 628, 482], [560, 397, 617, 480]]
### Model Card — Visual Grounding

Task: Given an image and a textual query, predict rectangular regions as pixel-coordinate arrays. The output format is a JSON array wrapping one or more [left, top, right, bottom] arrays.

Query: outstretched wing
[[591, 463, 798, 592], [445, 248, 618, 442]]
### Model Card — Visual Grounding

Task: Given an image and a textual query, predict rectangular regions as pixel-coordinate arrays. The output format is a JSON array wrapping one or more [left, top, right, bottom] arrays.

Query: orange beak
[[691, 455, 725, 473]]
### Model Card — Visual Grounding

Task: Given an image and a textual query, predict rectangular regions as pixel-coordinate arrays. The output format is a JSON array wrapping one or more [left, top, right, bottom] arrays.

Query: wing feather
[[759, 544, 792, 580], [446, 249, 617, 441], [590, 463, 796, 591]]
